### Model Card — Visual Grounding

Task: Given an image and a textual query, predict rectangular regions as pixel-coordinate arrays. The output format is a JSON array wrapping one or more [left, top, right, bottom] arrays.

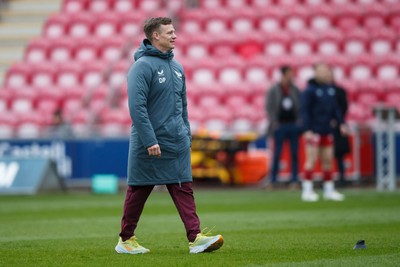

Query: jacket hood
[[134, 39, 174, 61]]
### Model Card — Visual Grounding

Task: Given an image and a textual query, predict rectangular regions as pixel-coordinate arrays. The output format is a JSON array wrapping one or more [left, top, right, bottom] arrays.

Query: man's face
[[315, 64, 331, 84], [283, 70, 293, 83], [153, 24, 176, 52]]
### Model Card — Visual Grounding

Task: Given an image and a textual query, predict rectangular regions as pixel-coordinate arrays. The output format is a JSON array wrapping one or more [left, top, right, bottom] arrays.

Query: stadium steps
[[0, 0, 62, 85]]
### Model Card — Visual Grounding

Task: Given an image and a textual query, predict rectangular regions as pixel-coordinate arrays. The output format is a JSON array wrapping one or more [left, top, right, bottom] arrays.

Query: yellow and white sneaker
[[115, 236, 150, 254], [189, 228, 224, 254]]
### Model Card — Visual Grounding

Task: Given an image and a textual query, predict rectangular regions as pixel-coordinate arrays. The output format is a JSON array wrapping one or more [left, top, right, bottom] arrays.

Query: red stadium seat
[[198, 94, 221, 109], [334, 4, 362, 33], [49, 38, 75, 62], [231, 9, 255, 33], [342, 29, 369, 56], [225, 95, 248, 110], [119, 12, 144, 37], [24, 38, 50, 63], [191, 59, 218, 85], [180, 9, 205, 34], [384, 91, 400, 111], [199, 0, 223, 9], [309, 4, 334, 31], [0, 111, 16, 138], [81, 61, 105, 87], [369, 29, 395, 55], [100, 36, 127, 62], [66, 108, 91, 137], [348, 56, 375, 81], [16, 112, 44, 138], [388, 12, 400, 30], [355, 91, 383, 107], [68, 12, 94, 38], [362, 3, 389, 31], [223, 82, 253, 100], [113, 0, 136, 12], [226, 0, 250, 9], [218, 58, 244, 85], [283, 6, 309, 32], [30, 62, 57, 87], [35, 87, 63, 117], [289, 31, 316, 56], [252, 0, 274, 8], [56, 62, 83, 88], [188, 82, 224, 101], [11, 88, 37, 113], [264, 31, 290, 57], [316, 29, 343, 56], [204, 10, 229, 34], [257, 8, 284, 32], [243, 57, 269, 84], [210, 33, 237, 58], [184, 34, 210, 59], [99, 107, 130, 136], [87, 0, 113, 13], [93, 13, 120, 38], [43, 14, 69, 39], [75, 37, 101, 62], [376, 54, 399, 81], [346, 102, 369, 123], [137, 0, 161, 11], [5, 63, 31, 88], [62, 0, 89, 13], [108, 60, 130, 88], [62, 88, 85, 117], [236, 33, 263, 59]]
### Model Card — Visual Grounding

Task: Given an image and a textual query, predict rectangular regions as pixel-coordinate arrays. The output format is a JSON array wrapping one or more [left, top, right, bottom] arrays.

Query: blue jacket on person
[[301, 79, 343, 135], [126, 39, 192, 186]]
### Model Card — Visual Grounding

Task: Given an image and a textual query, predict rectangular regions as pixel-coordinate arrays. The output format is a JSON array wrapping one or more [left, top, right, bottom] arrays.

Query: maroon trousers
[[119, 182, 201, 242]]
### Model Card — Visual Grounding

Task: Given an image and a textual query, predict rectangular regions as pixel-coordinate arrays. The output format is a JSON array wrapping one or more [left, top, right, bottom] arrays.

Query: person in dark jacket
[[300, 63, 347, 202], [327, 69, 351, 187], [115, 17, 223, 255], [265, 66, 301, 189]]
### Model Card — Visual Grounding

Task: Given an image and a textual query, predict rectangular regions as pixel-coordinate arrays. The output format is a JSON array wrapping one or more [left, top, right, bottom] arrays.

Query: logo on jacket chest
[[157, 69, 166, 84]]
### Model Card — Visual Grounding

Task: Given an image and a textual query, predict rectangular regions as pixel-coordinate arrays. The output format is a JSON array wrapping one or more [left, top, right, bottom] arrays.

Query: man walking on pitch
[[115, 17, 223, 254]]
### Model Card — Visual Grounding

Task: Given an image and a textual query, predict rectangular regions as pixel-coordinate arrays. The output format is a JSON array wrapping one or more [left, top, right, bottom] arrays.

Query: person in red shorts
[[300, 63, 348, 202]]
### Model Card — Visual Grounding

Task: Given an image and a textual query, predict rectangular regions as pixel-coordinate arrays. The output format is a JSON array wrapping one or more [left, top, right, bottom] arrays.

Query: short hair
[[143, 17, 172, 41], [313, 62, 329, 70], [280, 65, 292, 75]]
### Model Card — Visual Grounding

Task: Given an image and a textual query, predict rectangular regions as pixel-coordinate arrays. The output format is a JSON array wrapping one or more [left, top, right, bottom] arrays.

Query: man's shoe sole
[[204, 235, 224, 252], [190, 235, 224, 254], [115, 244, 149, 254]]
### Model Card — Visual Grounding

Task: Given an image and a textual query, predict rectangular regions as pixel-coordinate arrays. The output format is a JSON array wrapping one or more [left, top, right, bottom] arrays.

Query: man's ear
[[152, 31, 160, 41]]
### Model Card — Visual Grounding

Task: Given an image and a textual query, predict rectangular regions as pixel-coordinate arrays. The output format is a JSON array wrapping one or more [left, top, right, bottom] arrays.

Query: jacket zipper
[[168, 58, 181, 187]]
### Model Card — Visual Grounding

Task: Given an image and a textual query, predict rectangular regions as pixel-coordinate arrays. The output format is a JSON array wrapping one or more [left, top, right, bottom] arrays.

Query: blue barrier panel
[[0, 139, 129, 180], [0, 157, 63, 195], [66, 139, 128, 179]]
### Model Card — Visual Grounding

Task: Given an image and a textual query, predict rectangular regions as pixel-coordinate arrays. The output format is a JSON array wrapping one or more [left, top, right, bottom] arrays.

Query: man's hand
[[147, 144, 161, 157], [304, 130, 314, 142], [340, 124, 349, 136]]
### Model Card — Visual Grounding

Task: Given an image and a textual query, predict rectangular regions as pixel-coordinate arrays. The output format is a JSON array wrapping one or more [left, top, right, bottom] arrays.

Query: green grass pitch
[[0, 188, 399, 266]]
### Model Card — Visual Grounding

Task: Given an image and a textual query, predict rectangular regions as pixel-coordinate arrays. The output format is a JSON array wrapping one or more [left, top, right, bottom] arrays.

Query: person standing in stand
[[265, 66, 302, 189]]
